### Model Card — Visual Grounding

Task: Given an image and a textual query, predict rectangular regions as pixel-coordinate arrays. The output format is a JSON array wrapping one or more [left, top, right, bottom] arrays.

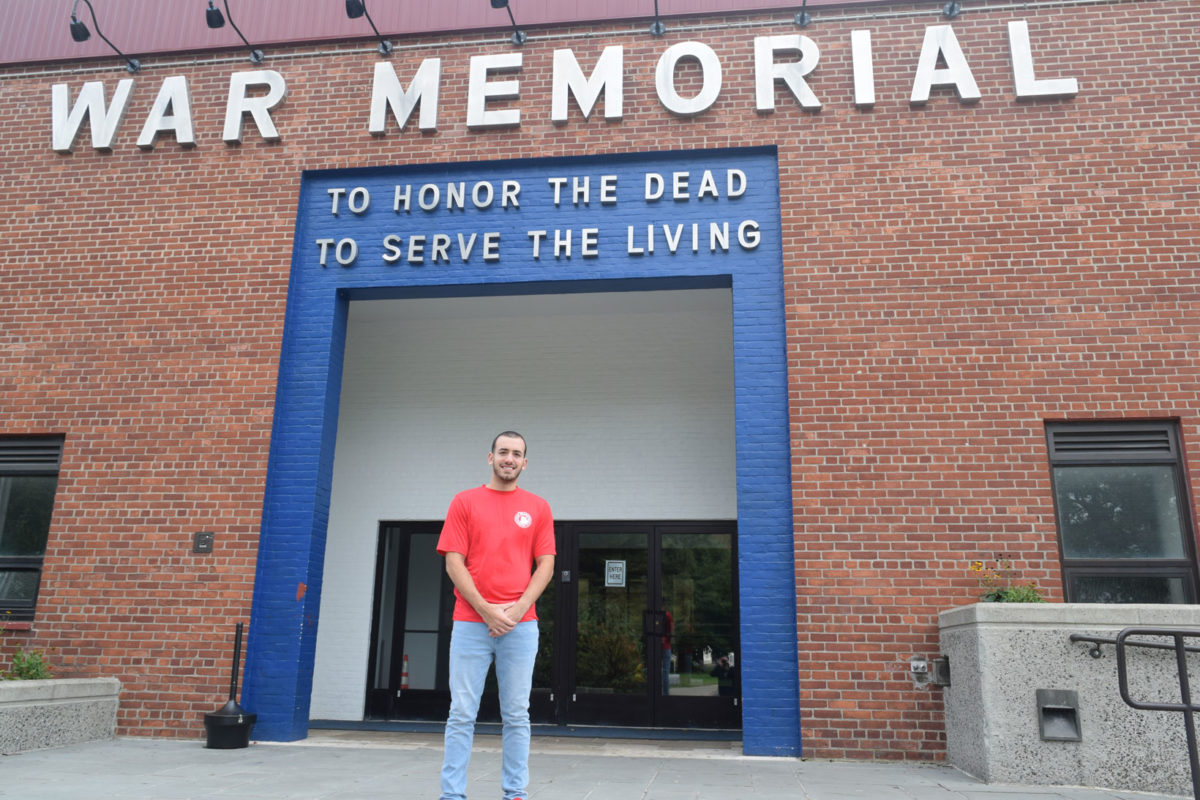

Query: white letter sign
[[656, 42, 722, 117], [369, 58, 441, 134], [223, 70, 287, 144], [911, 25, 981, 105], [51, 79, 133, 153], [1009, 21, 1079, 99]]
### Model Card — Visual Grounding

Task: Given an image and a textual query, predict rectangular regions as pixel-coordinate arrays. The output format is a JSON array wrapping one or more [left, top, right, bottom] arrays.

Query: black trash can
[[204, 622, 256, 749], [204, 699, 257, 749]]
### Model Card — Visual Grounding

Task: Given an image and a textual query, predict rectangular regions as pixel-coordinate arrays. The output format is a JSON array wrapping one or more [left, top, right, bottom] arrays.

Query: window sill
[[1, 621, 33, 632]]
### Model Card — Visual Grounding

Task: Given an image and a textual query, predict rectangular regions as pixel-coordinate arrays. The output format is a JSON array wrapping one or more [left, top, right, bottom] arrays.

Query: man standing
[[437, 431, 556, 800]]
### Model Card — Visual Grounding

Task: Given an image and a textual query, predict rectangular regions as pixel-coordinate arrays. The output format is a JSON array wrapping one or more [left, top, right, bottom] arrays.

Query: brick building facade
[[1, 0, 1198, 761]]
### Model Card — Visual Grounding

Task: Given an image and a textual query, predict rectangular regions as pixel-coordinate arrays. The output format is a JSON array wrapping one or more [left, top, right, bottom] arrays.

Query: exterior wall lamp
[[68, 0, 140, 72], [206, 0, 265, 64], [345, 0, 393, 57], [490, 0, 527, 46], [794, 0, 813, 28], [650, 0, 667, 36]]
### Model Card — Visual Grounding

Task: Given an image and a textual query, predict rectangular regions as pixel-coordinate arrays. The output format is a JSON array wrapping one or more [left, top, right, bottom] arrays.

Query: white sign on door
[[605, 560, 626, 588]]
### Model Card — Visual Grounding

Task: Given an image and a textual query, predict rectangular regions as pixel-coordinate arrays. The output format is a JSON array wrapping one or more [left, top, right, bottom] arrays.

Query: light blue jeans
[[441, 620, 539, 800]]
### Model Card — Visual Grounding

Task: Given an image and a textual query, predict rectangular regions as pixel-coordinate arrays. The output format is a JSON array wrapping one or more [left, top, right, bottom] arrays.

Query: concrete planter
[[939, 603, 1200, 797], [0, 677, 121, 754]]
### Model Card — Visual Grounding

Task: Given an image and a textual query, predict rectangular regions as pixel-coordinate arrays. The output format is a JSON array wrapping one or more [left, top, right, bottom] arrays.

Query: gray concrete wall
[[0, 677, 120, 754], [939, 604, 1200, 797]]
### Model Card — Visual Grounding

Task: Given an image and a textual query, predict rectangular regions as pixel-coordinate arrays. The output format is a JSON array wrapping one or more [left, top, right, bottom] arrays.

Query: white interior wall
[[309, 288, 736, 720]]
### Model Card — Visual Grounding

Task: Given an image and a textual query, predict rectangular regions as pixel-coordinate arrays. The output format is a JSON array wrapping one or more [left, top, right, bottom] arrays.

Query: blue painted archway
[[240, 147, 800, 756]]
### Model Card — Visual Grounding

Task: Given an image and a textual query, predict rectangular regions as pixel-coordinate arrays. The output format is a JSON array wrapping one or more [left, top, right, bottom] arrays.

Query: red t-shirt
[[436, 485, 556, 623]]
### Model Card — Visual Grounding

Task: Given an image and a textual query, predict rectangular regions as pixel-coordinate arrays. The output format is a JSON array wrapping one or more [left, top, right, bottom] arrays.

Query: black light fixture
[[206, 0, 265, 64], [942, 1, 962, 17], [345, 0, 393, 56], [68, 0, 140, 72], [489, 0, 527, 46], [650, 0, 666, 36], [793, 0, 812, 28]]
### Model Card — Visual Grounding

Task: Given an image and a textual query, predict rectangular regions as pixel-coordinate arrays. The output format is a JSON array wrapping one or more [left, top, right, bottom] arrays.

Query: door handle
[[643, 609, 665, 636]]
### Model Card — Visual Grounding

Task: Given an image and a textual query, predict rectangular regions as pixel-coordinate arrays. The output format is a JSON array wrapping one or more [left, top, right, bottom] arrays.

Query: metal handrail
[[1070, 632, 1200, 659], [1112, 627, 1200, 800]]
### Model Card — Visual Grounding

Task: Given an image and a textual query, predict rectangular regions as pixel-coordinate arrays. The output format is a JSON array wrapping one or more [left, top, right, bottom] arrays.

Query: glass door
[[365, 521, 739, 731], [656, 526, 740, 729], [569, 527, 653, 726], [564, 523, 740, 729]]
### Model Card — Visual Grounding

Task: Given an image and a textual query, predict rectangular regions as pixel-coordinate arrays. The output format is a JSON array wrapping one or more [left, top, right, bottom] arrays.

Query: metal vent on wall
[[0, 438, 64, 473], [1047, 424, 1175, 461]]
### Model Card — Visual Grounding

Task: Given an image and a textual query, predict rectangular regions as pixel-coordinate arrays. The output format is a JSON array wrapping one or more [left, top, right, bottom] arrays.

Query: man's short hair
[[491, 430, 527, 454]]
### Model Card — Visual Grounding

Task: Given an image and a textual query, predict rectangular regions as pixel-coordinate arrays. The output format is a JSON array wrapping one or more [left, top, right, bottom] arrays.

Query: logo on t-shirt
[[514, 511, 532, 528]]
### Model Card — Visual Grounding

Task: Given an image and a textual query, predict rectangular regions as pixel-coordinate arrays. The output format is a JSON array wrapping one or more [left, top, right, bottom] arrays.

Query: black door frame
[[365, 520, 741, 730], [557, 521, 741, 729]]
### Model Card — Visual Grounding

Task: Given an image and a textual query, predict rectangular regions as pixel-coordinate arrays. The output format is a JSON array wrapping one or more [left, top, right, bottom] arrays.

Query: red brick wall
[[0, 0, 1197, 758]]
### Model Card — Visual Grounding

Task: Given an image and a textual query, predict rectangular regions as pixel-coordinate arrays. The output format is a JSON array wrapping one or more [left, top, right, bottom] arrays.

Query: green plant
[[1, 622, 54, 680], [6, 648, 53, 680], [970, 557, 1046, 603]]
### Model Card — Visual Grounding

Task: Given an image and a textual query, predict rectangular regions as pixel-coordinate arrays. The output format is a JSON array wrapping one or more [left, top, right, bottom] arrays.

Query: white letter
[[754, 35, 820, 112], [407, 235, 425, 264], [672, 172, 689, 200], [393, 185, 411, 212], [336, 238, 358, 266], [502, 180, 521, 208], [581, 228, 599, 257], [528, 230, 547, 259], [1009, 21, 1078, 99], [419, 184, 440, 211], [472, 183, 494, 209], [738, 220, 761, 249], [911, 26, 981, 105], [315, 238, 335, 267], [369, 59, 441, 134], [348, 187, 370, 215], [223, 70, 287, 143], [467, 53, 522, 129], [552, 46, 623, 123], [431, 234, 451, 263], [382, 235, 403, 263], [548, 177, 567, 205], [626, 226, 643, 255], [656, 42, 722, 116], [458, 233, 477, 260], [851, 30, 875, 109], [329, 188, 346, 215], [600, 175, 618, 204], [482, 232, 501, 261], [727, 169, 747, 198], [51, 79, 133, 153], [137, 75, 195, 150], [645, 173, 664, 201]]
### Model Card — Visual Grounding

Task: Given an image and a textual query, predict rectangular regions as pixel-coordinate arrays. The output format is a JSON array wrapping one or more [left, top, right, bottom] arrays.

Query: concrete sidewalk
[[0, 730, 1185, 800]]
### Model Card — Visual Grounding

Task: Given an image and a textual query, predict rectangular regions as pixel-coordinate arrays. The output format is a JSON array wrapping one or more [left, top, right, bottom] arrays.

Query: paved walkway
[[0, 730, 1186, 800]]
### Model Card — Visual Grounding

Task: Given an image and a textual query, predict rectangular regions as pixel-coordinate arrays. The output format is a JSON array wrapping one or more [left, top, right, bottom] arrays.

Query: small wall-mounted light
[[345, 0, 393, 56], [794, 0, 812, 28], [206, 0, 265, 64], [942, 1, 963, 18], [68, 0, 140, 72], [490, 0, 527, 46], [650, 0, 666, 36]]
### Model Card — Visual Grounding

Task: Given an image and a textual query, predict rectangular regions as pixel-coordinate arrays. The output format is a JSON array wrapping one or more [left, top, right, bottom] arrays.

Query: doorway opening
[[366, 521, 740, 731]]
